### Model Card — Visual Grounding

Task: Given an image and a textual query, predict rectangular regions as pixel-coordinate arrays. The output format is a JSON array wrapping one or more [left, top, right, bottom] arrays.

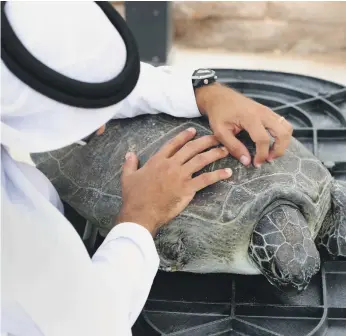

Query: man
[[1, 2, 292, 335]]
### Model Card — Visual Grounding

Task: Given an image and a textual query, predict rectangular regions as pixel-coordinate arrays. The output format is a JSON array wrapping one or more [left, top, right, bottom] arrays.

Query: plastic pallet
[[63, 70, 346, 336], [132, 262, 346, 336]]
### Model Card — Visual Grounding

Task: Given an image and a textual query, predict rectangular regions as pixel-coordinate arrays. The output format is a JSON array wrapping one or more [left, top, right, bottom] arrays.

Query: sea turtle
[[31, 114, 346, 292]]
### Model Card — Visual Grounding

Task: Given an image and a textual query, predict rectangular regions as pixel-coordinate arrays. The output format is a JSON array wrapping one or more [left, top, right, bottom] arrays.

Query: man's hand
[[195, 83, 293, 168], [116, 128, 232, 236]]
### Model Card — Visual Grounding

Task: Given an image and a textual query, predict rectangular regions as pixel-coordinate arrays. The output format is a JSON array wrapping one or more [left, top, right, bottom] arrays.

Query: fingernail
[[187, 127, 196, 134], [221, 147, 228, 154], [224, 168, 232, 177], [125, 152, 132, 160], [240, 155, 250, 166], [255, 163, 262, 168]]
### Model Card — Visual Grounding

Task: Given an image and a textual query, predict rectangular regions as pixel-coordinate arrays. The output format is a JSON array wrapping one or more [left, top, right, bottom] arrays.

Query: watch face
[[192, 69, 216, 80]]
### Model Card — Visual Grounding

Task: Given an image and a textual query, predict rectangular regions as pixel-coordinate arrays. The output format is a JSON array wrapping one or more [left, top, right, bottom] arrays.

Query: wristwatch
[[192, 69, 218, 89]]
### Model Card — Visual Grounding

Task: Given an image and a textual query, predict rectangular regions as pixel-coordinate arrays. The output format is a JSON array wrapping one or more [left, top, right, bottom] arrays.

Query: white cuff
[[156, 65, 202, 118], [113, 63, 201, 119], [101, 222, 160, 273]]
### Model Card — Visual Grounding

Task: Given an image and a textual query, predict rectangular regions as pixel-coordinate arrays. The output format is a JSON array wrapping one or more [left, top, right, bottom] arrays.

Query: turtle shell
[[31, 114, 333, 274]]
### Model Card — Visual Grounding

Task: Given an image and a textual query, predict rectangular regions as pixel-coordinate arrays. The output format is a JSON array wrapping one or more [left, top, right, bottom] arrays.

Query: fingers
[[173, 135, 220, 164], [184, 146, 229, 175], [264, 115, 293, 161], [122, 152, 139, 179], [159, 128, 197, 158], [212, 125, 251, 166], [190, 168, 232, 191], [242, 118, 271, 167]]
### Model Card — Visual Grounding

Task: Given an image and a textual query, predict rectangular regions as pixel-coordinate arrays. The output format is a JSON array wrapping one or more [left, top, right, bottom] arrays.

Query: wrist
[[115, 207, 160, 236], [194, 82, 222, 116]]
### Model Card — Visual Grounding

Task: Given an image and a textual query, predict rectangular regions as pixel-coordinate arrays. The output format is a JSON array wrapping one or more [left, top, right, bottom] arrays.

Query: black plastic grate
[[130, 70, 346, 336]]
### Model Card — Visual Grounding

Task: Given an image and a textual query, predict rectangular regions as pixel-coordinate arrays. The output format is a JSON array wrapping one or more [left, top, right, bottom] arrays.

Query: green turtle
[[31, 114, 346, 292]]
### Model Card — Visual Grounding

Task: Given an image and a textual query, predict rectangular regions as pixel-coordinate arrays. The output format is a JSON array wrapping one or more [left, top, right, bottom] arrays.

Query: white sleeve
[[92, 223, 160, 326], [113, 62, 202, 119]]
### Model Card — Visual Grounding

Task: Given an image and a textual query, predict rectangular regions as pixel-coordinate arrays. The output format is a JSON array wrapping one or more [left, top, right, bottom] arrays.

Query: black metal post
[[125, 1, 172, 66]]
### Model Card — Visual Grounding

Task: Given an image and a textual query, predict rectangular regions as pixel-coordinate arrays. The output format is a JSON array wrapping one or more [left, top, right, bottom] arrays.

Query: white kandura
[[1, 2, 200, 336]]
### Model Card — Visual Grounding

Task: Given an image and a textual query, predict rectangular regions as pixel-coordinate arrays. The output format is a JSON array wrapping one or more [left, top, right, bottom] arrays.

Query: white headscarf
[[1, 2, 134, 335], [1, 1, 127, 153]]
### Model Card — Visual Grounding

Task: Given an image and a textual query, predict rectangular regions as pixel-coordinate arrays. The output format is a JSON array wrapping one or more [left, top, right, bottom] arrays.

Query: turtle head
[[249, 204, 320, 292], [318, 180, 346, 258]]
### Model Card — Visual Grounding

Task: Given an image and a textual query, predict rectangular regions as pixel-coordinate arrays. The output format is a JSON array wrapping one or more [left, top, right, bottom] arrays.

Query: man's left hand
[[195, 83, 293, 168]]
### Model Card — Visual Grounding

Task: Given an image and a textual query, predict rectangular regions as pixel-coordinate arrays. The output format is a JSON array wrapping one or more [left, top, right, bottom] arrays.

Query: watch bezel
[[192, 69, 216, 80]]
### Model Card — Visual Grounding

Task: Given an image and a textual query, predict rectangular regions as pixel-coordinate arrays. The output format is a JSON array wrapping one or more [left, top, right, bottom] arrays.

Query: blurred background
[[113, 1, 346, 85]]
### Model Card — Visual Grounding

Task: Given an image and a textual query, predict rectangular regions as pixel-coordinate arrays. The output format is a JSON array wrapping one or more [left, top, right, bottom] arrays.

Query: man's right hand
[[115, 128, 232, 236]]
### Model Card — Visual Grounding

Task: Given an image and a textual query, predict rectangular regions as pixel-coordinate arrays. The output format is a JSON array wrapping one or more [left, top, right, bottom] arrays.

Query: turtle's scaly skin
[[32, 115, 333, 276], [249, 204, 320, 291], [317, 180, 346, 258]]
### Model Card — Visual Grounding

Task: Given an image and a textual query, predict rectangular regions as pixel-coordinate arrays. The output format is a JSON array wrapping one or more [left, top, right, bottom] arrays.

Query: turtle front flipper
[[318, 180, 346, 258], [249, 205, 320, 292]]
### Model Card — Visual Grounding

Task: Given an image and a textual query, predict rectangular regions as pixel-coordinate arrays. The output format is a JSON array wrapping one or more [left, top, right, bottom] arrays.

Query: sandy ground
[[10, 47, 346, 164]]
